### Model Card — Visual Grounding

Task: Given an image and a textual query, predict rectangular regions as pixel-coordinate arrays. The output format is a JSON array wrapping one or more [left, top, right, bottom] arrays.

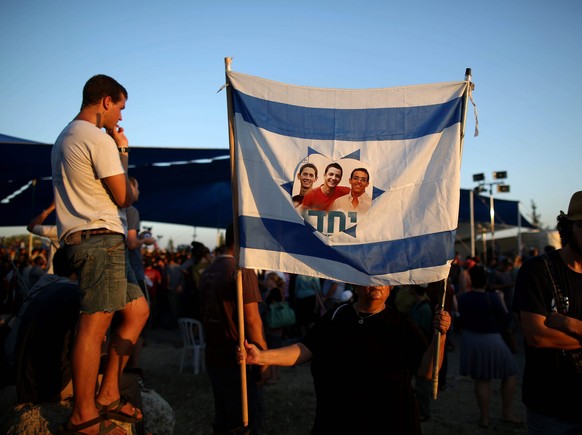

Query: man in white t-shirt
[[52, 74, 149, 434]]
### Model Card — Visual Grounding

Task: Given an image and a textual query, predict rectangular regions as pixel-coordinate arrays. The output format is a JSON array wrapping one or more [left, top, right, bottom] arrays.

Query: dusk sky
[[1, 0, 580, 249]]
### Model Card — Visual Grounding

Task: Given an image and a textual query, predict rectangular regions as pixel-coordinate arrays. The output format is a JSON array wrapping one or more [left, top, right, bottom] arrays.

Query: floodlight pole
[[473, 171, 509, 262], [517, 207, 522, 258]]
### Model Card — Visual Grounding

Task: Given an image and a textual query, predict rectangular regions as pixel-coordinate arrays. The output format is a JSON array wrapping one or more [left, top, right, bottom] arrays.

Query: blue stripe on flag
[[239, 216, 455, 275], [232, 90, 462, 141]]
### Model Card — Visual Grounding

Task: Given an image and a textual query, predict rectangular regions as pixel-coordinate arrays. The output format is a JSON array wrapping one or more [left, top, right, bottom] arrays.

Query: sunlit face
[[104, 94, 126, 130], [299, 167, 317, 189], [355, 285, 391, 301], [324, 167, 342, 188], [349, 170, 369, 196]]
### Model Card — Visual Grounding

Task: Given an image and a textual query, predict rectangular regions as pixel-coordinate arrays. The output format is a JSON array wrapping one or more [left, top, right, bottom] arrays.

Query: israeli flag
[[228, 71, 468, 286]]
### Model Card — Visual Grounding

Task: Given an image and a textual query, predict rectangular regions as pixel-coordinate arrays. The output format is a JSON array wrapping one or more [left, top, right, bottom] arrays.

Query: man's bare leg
[[68, 311, 126, 434], [96, 296, 149, 417]]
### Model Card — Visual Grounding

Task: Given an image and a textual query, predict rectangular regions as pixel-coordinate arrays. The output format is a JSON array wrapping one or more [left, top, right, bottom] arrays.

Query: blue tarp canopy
[[0, 133, 534, 232], [458, 187, 535, 231], [0, 134, 232, 228]]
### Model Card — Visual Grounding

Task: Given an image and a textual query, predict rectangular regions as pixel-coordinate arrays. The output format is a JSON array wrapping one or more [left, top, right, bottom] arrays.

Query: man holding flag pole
[[198, 223, 269, 435], [196, 57, 271, 435], [224, 57, 474, 432]]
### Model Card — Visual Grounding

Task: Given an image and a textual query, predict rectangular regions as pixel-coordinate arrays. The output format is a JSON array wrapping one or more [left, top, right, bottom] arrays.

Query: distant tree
[[530, 200, 542, 229]]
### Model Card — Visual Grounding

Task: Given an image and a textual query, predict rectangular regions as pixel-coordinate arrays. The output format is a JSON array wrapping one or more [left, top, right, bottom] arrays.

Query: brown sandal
[[95, 396, 143, 423], [59, 414, 120, 434]]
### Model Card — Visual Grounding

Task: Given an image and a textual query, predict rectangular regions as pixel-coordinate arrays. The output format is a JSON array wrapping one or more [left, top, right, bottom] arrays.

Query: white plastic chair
[[177, 317, 206, 374]]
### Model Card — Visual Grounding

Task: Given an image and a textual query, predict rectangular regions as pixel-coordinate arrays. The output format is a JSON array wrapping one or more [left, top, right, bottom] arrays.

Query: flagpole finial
[[225, 57, 232, 72], [465, 68, 472, 81]]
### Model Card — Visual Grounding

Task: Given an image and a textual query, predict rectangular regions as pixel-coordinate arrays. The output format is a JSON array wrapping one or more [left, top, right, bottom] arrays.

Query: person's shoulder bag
[[265, 287, 296, 329]]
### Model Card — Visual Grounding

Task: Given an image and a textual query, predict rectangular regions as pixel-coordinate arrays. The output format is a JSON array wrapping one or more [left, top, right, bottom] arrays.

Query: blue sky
[[1, 0, 581, 249]]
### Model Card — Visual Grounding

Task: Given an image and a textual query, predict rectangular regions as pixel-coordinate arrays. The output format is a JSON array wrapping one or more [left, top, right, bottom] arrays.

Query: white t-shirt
[[51, 120, 127, 242]]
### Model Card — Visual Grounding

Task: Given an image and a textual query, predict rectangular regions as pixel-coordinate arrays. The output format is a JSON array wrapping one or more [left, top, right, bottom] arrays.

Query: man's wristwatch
[[118, 147, 129, 153]]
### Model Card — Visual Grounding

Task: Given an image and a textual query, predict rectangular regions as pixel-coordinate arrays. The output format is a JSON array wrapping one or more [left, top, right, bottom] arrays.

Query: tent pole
[[490, 193, 495, 258], [470, 189, 475, 257], [224, 56, 249, 429], [517, 202, 522, 257], [28, 178, 37, 256]]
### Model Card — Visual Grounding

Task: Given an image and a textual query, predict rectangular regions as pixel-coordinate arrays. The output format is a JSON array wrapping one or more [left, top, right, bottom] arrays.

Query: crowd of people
[[0, 73, 580, 435], [2, 210, 580, 434]]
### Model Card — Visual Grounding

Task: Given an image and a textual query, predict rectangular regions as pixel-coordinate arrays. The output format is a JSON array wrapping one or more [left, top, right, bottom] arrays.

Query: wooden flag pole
[[460, 67, 473, 151], [431, 279, 447, 399], [432, 68, 471, 399], [224, 56, 249, 428], [236, 269, 248, 427]]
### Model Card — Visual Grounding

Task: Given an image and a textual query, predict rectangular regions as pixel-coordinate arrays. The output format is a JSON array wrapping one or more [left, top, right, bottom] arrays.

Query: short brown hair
[[81, 74, 128, 109]]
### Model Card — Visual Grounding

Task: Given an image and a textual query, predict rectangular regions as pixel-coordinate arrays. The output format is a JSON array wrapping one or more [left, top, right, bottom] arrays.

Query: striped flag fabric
[[227, 71, 469, 286]]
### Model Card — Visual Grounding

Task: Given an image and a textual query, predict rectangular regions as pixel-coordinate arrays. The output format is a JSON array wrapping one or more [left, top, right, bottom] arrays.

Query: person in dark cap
[[513, 191, 582, 433]]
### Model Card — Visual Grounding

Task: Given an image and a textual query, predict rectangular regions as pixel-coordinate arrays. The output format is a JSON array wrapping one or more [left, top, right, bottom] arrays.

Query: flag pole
[[431, 279, 447, 399], [224, 56, 249, 428], [461, 67, 477, 257], [460, 67, 473, 151], [432, 68, 471, 399]]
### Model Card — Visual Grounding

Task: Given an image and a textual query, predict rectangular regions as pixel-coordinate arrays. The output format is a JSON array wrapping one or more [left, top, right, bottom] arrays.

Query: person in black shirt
[[238, 284, 450, 434], [513, 191, 582, 434]]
